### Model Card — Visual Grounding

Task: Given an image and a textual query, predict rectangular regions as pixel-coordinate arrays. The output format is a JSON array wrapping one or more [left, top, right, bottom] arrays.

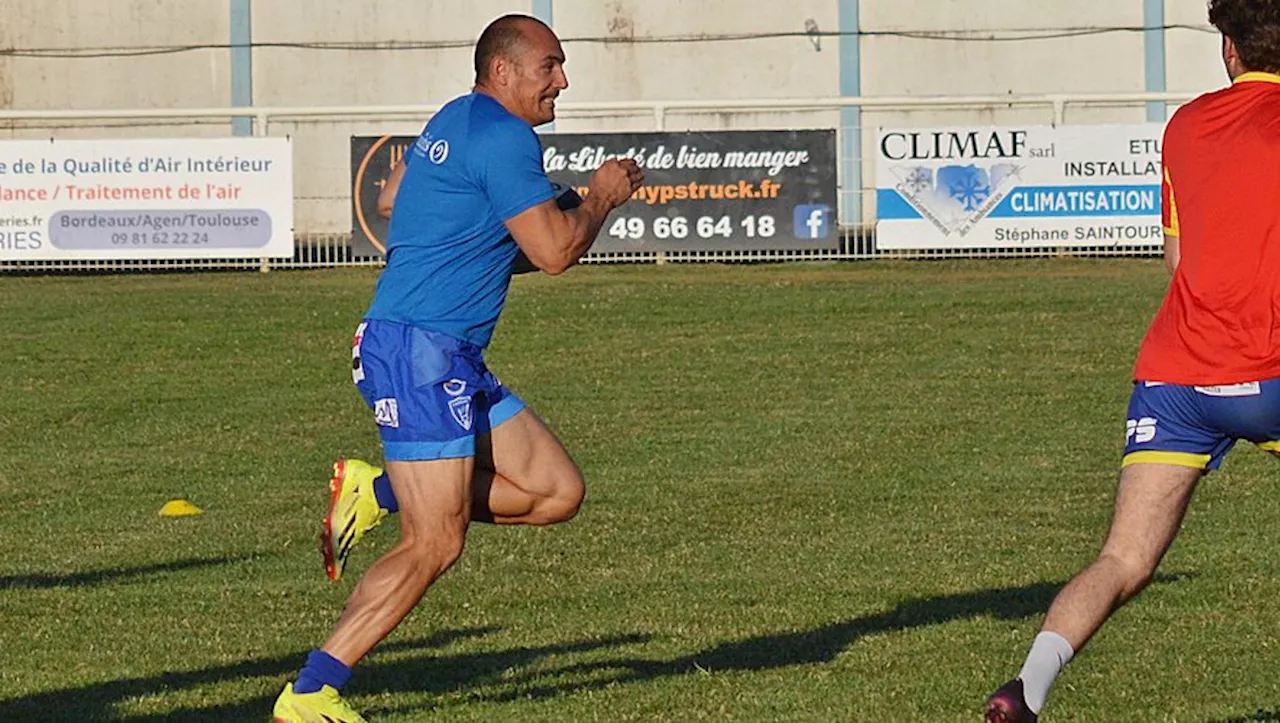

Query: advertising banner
[[0, 137, 294, 260], [351, 130, 838, 256], [875, 124, 1165, 250]]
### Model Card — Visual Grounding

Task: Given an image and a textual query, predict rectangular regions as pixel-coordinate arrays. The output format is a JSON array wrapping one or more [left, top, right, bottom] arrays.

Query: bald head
[[474, 14, 552, 84], [471, 14, 568, 127]]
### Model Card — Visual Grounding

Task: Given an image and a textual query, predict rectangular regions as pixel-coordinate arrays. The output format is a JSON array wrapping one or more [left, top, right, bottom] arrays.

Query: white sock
[[1016, 631, 1075, 713]]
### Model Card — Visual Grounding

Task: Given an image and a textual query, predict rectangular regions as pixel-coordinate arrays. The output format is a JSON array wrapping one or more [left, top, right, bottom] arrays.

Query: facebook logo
[[792, 204, 830, 239]]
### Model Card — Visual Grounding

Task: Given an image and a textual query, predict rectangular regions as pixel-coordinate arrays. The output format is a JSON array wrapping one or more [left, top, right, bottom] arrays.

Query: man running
[[986, 1, 1280, 720], [273, 14, 643, 722]]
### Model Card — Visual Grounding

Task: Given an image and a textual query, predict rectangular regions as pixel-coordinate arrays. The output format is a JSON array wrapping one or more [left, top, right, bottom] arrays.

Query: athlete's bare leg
[[471, 407, 584, 525], [323, 456, 474, 666], [987, 462, 1203, 719], [1040, 462, 1201, 650]]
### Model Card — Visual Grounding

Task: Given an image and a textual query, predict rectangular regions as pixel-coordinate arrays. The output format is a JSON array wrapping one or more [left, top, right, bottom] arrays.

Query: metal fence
[[0, 91, 1195, 273]]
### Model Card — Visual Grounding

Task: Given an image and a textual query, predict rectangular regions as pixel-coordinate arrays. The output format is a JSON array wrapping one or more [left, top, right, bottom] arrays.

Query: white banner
[[0, 137, 293, 260], [875, 124, 1164, 250]]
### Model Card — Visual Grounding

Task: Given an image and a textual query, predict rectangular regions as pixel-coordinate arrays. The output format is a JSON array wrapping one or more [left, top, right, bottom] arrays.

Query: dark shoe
[[985, 679, 1037, 723]]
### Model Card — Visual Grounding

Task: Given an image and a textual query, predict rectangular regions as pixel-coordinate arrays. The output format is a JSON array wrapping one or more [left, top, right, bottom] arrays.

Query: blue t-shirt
[[365, 93, 554, 348]]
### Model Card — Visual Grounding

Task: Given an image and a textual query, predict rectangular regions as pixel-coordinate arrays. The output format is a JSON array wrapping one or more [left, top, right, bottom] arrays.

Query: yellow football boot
[[321, 459, 388, 581], [272, 682, 367, 723]]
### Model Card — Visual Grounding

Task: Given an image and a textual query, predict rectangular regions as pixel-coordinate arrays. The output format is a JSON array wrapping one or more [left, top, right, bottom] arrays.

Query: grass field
[[3, 259, 1280, 722]]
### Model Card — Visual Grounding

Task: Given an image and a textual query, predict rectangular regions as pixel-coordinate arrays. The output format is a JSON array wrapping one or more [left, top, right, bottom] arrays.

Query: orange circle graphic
[[353, 134, 393, 255]]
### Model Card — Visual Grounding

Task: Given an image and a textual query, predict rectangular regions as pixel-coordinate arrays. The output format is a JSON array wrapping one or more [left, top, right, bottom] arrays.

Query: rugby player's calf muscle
[[472, 460, 583, 525]]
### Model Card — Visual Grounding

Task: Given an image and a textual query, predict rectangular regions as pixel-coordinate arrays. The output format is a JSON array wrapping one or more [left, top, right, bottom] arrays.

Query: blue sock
[[373, 472, 398, 513], [294, 649, 352, 694]]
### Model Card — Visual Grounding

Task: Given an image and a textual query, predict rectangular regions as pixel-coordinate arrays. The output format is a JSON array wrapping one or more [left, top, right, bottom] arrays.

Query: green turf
[[2, 260, 1279, 722]]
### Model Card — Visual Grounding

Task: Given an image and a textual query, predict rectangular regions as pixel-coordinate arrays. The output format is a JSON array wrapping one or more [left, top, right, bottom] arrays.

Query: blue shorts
[[351, 319, 525, 461], [1123, 379, 1280, 470]]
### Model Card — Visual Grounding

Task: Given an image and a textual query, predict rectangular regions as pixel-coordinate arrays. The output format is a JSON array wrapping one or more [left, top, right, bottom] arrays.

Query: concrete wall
[[1167, 0, 1230, 94], [550, 0, 838, 131], [0, 0, 233, 140], [863, 0, 1145, 128], [253, 1, 530, 107], [0, 0, 1230, 233], [0, 0, 230, 110]]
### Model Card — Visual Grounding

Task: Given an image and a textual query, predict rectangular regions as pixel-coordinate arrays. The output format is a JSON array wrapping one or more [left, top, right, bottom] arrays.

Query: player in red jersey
[[986, 2, 1280, 720]]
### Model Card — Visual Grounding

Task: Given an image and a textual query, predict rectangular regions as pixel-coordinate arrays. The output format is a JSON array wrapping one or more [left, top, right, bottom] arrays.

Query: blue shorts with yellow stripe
[[1123, 379, 1280, 470]]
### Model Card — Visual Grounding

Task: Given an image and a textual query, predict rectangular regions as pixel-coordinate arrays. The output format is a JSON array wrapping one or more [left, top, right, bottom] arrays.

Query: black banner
[[351, 129, 837, 256], [350, 134, 406, 257]]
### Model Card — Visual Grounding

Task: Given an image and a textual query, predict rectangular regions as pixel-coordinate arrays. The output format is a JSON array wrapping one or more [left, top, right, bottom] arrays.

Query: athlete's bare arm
[[377, 160, 408, 220], [504, 159, 642, 275], [1163, 233, 1180, 275]]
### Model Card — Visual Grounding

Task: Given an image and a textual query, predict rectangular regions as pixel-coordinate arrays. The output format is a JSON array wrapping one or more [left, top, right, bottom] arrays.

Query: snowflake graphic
[[904, 167, 932, 195], [947, 173, 991, 212]]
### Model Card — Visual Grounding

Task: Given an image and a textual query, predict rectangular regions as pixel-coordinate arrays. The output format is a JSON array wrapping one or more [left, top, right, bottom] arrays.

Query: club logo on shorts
[[374, 398, 400, 428], [448, 396, 473, 431], [1126, 416, 1157, 444], [443, 379, 467, 397]]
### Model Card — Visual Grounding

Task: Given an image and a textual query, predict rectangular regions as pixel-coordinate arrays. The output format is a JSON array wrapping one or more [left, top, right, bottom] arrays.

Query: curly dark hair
[[1208, 0, 1280, 73]]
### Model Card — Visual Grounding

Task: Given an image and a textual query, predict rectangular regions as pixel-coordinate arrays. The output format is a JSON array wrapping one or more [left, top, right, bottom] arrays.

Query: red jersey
[[1135, 72, 1280, 384]]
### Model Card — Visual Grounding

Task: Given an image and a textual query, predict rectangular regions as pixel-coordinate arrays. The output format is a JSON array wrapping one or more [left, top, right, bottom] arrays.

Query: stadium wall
[[0, 0, 1225, 236]]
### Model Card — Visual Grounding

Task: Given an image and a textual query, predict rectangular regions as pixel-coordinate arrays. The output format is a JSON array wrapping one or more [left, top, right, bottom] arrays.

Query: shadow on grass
[[0, 574, 1194, 720], [463, 573, 1194, 706], [0, 627, 652, 722], [0, 556, 252, 591], [1216, 711, 1280, 723]]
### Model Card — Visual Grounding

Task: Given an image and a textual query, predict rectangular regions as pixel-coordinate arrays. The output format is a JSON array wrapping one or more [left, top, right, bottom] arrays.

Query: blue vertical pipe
[[231, 0, 253, 135], [839, 0, 862, 225], [532, 0, 555, 132], [531, 0, 553, 26], [1144, 0, 1167, 122]]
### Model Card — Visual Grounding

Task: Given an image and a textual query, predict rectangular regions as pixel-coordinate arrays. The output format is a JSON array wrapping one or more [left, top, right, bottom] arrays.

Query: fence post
[[257, 110, 272, 273], [839, 0, 863, 231], [653, 105, 667, 267]]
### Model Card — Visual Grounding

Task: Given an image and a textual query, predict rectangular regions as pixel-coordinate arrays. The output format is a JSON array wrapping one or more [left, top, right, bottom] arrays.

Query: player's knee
[[401, 521, 468, 574], [540, 492, 583, 524], [425, 535, 467, 576], [1100, 549, 1159, 595], [535, 468, 585, 524], [435, 535, 467, 572]]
